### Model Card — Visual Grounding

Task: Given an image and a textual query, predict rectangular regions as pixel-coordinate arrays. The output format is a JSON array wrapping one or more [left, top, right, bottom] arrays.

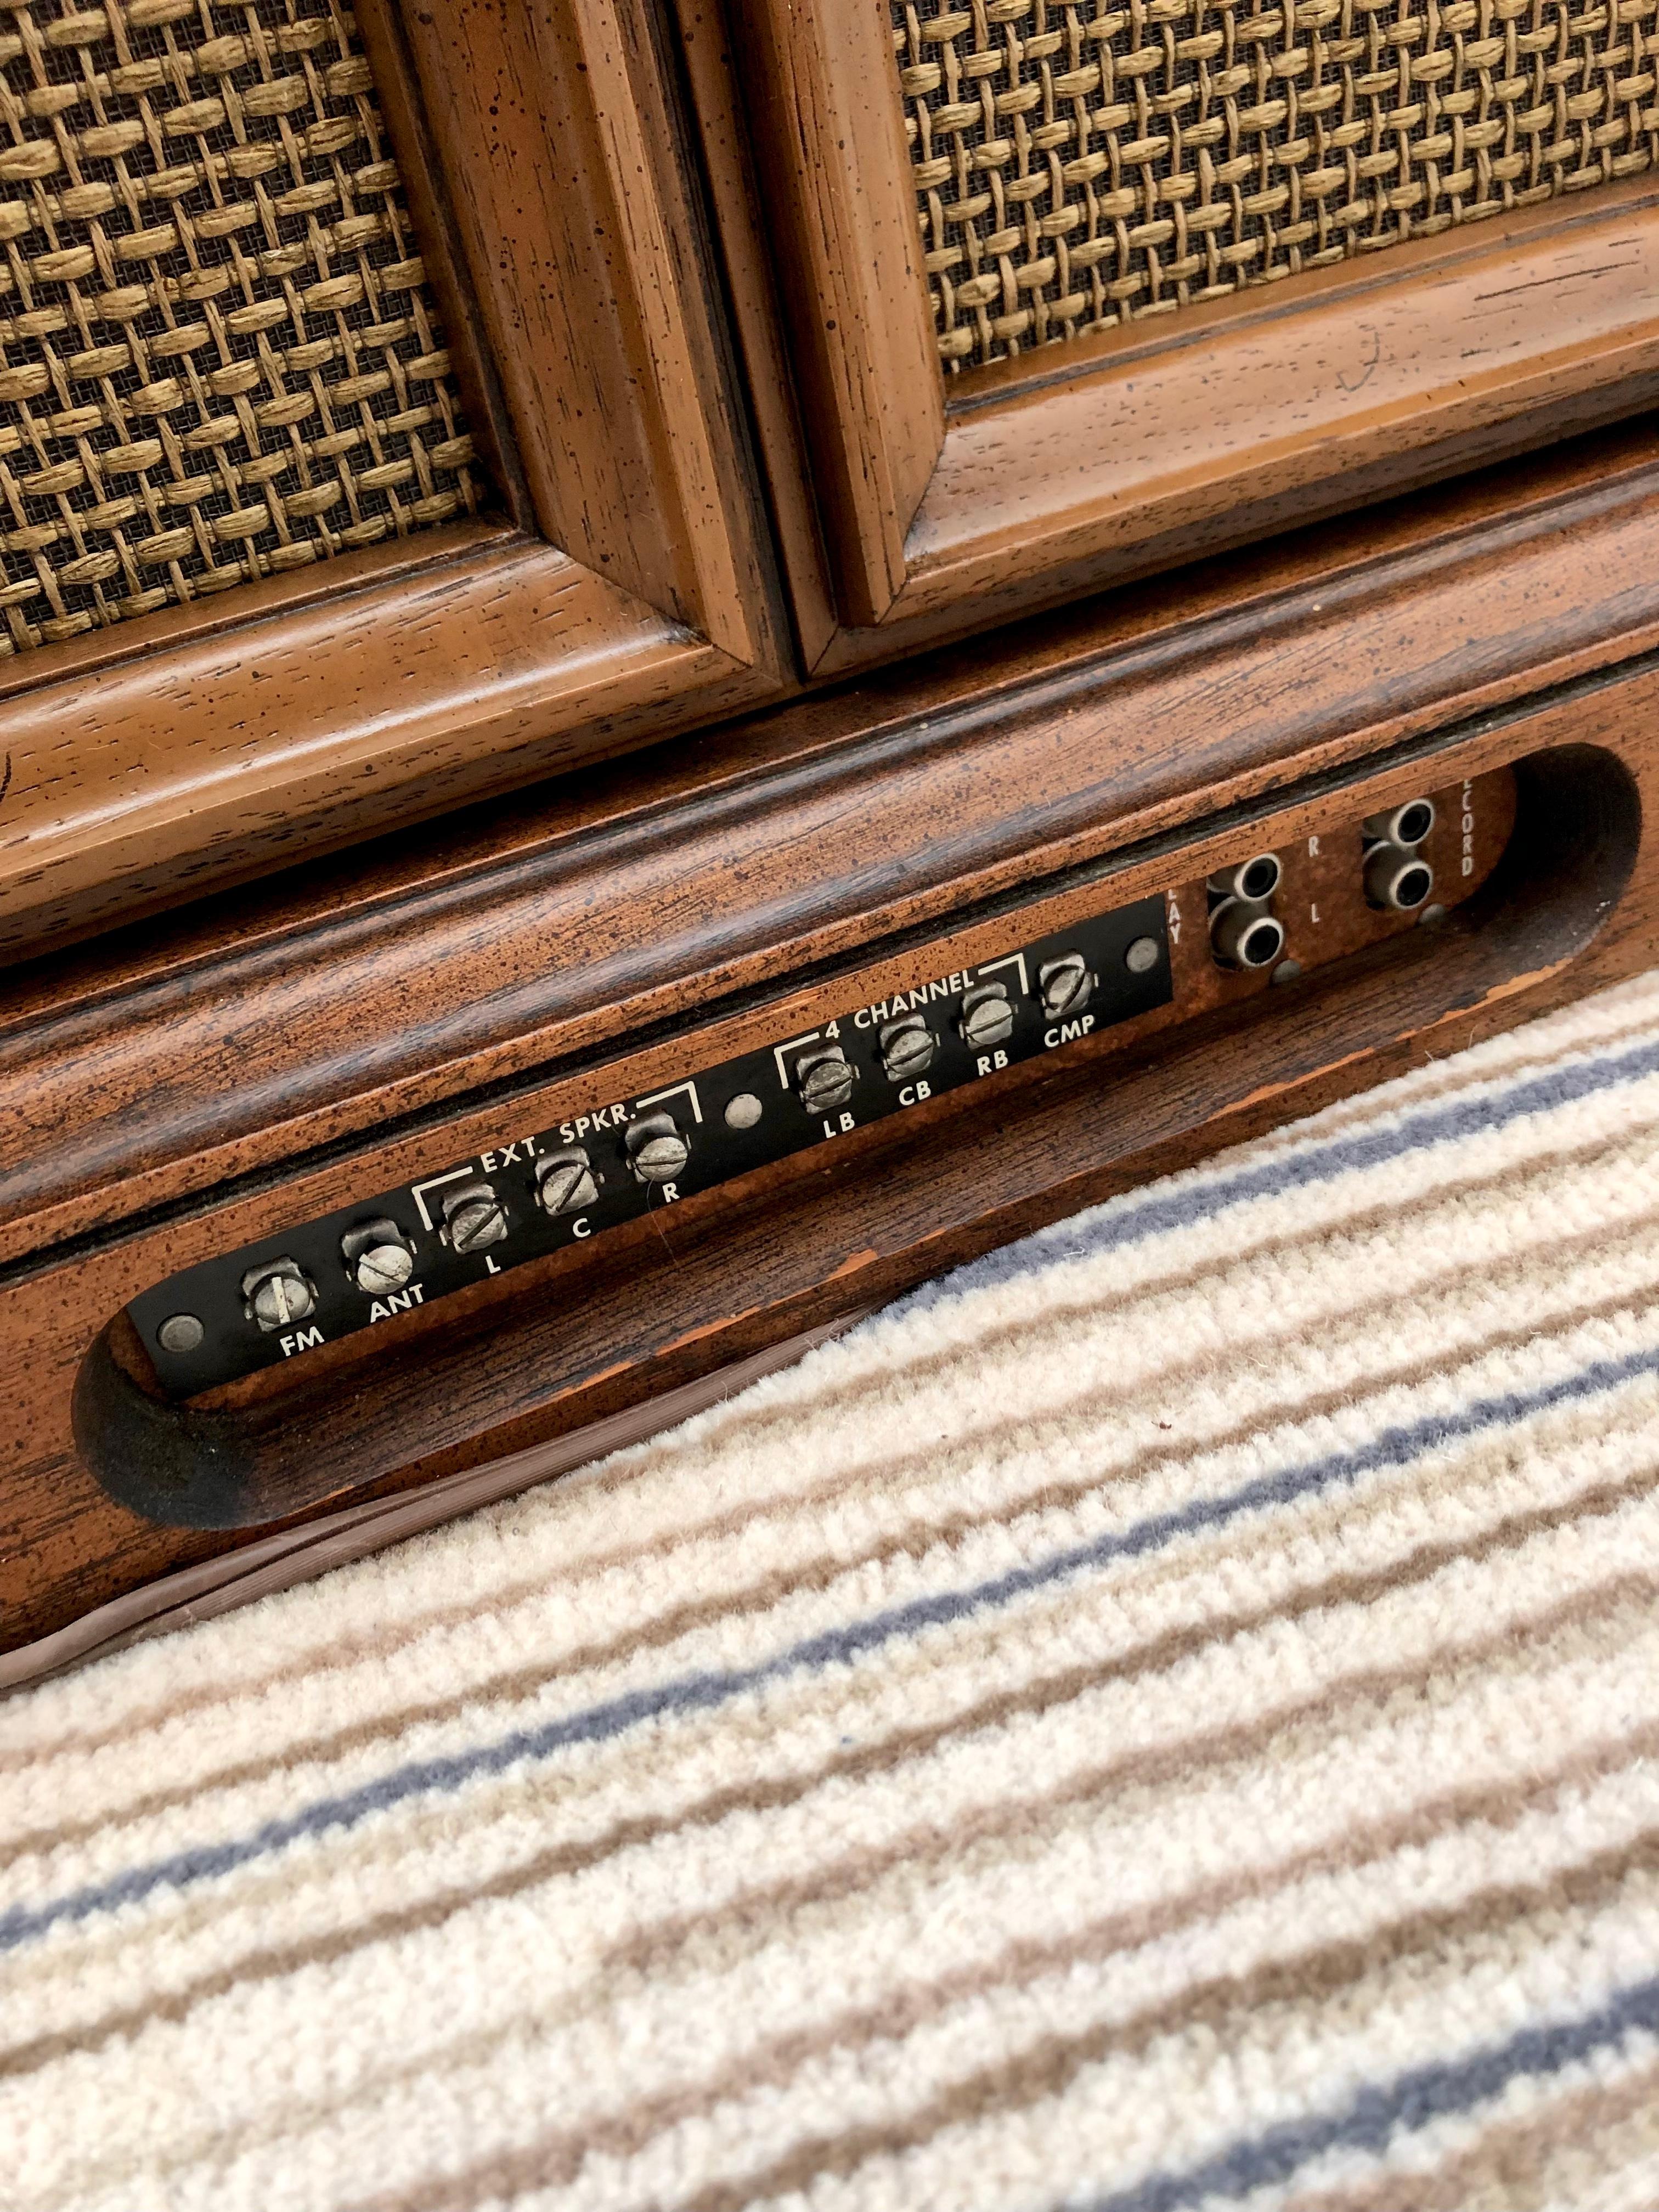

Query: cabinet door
[[0, 0, 789, 957], [725, 0, 1659, 673]]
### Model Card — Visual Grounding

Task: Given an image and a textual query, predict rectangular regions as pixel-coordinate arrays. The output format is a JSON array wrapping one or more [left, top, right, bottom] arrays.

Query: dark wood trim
[[888, 181, 1659, 634], [721, 0, 943, 624], [670, 0, 840, 668], [947, 173, 1659, 420], [349, 1, 535, 534], [7, 421, 1659, 1258], [78, 760, 1517, 1478], [0, 514, 512, 705], [1, 702, 1651, 1667], [389, 0, 782, 656]]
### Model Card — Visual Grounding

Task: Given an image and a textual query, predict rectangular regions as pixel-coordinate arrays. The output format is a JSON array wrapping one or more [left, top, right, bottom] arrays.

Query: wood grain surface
[[721, 0, 943, 624], [0, 0, 795, 962], [4, 421, 1658, 1265], [67, 761, 1514, 1525], [0, 619, 1653, 1676], [0, 535, 777, 960], [6, 3, 1659, 1676], [3, 0, 1658, 960], [385, 0, 777, 657], [671, 0, 839, 667], [898, 184, 1659, 627], [725, 0, 1659, 668]]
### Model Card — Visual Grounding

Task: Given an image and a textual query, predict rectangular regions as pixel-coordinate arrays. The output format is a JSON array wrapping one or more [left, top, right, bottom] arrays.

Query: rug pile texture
[[9, 974, 1659, 2211]]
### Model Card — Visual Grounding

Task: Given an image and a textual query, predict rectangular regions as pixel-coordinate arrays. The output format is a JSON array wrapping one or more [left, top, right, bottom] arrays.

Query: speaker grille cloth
[[893, 0, 1659, 370], [0, 0, 479, 654]]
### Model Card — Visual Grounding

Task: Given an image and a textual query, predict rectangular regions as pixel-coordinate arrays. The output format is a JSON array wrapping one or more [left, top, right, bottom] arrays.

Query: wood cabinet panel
[[0, 531, 768, 958], [903, 191, 1659, 619], [0, 420, 1651, 1254], [7, 418, 1659, 1257], [722, 0, 943, 623], [385, 0, 771, 654], [722, 0, 1659, 670], [1, 698, 1649, 1681], [0, 0, 793, 961]]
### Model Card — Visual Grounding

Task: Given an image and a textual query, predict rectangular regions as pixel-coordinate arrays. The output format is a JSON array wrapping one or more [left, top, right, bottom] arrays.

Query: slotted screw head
[[444, 1188, 508, 1251], [1039, 953, 1092, 1022], [246, 1263, 315, 1332], [631, 1131, 690, 1183], [960, 988, 1013, 1050], [538, 1155, 599, 1215], [880, 1020, 935, 1082], [354, 1242, 414, 1295], [798, 1051, 855, 1113]]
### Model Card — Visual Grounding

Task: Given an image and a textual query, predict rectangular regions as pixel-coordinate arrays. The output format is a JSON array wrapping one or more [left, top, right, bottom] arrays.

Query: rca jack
[[1362, 797, 1436, 912], [1211, 904, 1288, 971], [1208, 851, 1286, 972]]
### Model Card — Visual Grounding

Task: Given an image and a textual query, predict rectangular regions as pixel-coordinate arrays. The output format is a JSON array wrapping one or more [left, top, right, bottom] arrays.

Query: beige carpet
[[8, 972, 1659, 2211]]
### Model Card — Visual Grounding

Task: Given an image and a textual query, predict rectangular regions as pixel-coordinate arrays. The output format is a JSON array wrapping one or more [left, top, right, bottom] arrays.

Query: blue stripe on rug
[[5, 1333, 1657, 1955], [1070, 1968, 1659, 2212], [898, 1024, 1659, 1319]]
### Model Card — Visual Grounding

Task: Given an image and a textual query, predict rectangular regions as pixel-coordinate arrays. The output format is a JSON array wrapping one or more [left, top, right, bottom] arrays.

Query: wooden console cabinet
[[2, 0, 1658, 1679]]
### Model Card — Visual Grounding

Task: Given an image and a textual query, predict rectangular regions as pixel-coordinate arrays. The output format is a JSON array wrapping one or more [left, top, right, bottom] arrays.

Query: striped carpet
[[9, 974, 1659, 2212]]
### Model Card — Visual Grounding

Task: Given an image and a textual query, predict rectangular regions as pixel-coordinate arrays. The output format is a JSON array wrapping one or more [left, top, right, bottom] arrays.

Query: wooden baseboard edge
[[0, 1312, 864, 1697]]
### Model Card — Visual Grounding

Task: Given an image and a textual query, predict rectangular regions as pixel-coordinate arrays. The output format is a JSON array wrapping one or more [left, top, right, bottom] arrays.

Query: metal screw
[[631, 1129, 690, 1183], [158, 1313, 204, 1355], [537, 1152, 599, 1216], [443, 1183, 508, 1251], [245, 1261, 316, 1333], [724, 1092, 763, 1130], [960, 986, 1013, 1051], [879, 1018, 935, 1083], [354, 1242, 415, 1294], [1271, 958, 1304, 988], [1039, 952, 1092, 1021], [797, 1050, 855, 1114], [341, 1216, 415, 1293], [1125, 935, 1160, 975]]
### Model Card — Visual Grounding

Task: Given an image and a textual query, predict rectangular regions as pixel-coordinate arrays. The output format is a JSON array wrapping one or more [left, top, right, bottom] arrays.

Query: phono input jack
[[1211, 902, 1288, 971]]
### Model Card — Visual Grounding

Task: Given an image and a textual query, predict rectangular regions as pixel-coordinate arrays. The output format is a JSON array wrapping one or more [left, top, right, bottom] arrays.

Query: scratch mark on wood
[[1476, 256, 1639, 303], [1337, 325, 1381, 394]]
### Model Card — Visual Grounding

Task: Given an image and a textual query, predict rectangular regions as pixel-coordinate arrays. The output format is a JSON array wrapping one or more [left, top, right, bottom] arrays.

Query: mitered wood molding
[[0, 0, 797, 963], [730, 0, 1659, 667], [724, 0, 943, 624], [672, 0, 840, 668], [0, 534, 775, 958], [383, 0, 778, 658], [898, 183, 1659, 626]]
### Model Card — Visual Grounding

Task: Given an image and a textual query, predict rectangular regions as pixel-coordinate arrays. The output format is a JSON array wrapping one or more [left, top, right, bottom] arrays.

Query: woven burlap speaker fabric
[[0, 0, 478, 654], [894, 0, 1659, 369]]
